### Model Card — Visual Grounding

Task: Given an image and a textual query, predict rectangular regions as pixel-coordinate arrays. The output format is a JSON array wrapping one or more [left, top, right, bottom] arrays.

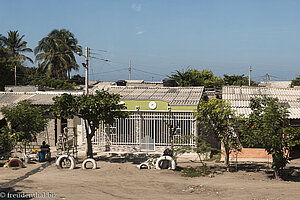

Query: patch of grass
[[181, 165, 211, 177], [205, 153, 221, 163]]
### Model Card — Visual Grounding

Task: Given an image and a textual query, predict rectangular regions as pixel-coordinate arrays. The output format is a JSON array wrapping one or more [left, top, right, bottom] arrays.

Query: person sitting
[[39, 141, 50, 162]]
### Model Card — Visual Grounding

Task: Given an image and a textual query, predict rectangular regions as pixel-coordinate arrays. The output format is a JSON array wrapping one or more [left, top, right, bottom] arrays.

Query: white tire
[[56, 155, 75, 170], [155, 156, 176, 170], [82, 158, 97, 169], [137, 163, 149, 169]]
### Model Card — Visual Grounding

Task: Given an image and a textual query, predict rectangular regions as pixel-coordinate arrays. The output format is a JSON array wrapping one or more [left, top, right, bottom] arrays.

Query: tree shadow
[[0, 187, 33, 199], [95, 153, 161, 165], [279, 166, 300, 182], [230, 162, 300, 182], [234, 163, 270, 173]]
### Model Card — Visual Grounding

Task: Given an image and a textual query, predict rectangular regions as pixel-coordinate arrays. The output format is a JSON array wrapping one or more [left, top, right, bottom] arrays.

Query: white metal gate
[[82, 111, 196, 151]]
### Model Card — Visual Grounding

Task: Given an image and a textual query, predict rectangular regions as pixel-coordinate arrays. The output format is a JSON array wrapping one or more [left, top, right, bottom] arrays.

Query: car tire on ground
[[82, 158, 97, 169], [56, 155, 75, 170], [155, 156, 176, 170], [7, 158, 23, 168]]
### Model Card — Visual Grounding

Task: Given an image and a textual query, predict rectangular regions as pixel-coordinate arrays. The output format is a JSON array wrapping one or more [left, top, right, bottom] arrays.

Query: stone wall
[[77, 144, 173, 155], [36, 119, 56, 147]]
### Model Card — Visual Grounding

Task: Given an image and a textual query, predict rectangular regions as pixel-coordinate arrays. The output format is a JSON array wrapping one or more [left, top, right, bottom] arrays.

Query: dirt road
[[1, 158, 300, 200]]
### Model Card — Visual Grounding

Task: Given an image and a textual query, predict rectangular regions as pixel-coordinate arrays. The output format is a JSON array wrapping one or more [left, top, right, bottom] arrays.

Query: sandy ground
[[1, 156, 300, 200]]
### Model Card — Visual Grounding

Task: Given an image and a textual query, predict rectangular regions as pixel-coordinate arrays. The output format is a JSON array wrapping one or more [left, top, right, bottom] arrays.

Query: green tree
[[169, 68, 223, 87], [0, 46, 15, 90], [291, 76, 300, 87], [51, 90, 128, 158], [35, 29, 82, 79], [30, 77, 75, 89], [17, 66, 40, 86], [194, 99, 241, 171], [0, 34, 4, 47], [223, 74, 258, 86], [239, 97, 300, 178], [0, 31, 33, 87], [1, 30, 33, 63], [0, 100, 49, 153], [0, 126, 15, 156], [174, 135, 217, 166]]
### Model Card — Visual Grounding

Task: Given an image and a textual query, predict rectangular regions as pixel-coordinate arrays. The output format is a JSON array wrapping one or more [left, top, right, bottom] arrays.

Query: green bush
[[181, 165, 211, 177], [0, 126, 15, 156], [31, 77, 75, 89]]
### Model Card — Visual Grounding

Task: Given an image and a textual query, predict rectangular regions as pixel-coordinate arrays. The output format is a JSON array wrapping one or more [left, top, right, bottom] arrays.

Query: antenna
[[129, 60, 132, 80], [249, 66, 252, 86]]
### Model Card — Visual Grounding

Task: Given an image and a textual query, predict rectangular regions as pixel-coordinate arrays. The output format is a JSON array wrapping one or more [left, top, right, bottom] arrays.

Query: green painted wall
[[122, 100, 168, 110], [122, 100, 197, 111], [171, 105, 197, 111]]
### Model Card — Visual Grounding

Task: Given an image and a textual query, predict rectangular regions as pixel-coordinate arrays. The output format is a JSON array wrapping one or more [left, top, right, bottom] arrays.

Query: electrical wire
[[89, 55, 166, 71], [254, 68, 300, 73], [132, 67, 165, 77], [103, 49, 300, 70], [89, 52, 106, 56], [88, 48, 300, 81], [89, 56, 110, 62], [89, 48, 107, 52], [89, 68, 127, 76]]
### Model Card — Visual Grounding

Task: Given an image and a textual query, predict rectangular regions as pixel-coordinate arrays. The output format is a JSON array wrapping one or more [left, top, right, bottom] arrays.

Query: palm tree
[[169, 68, 194, 86], [0, 34, 4, 47], [1, 31, 33, 63], [35, 29, 82, 79]]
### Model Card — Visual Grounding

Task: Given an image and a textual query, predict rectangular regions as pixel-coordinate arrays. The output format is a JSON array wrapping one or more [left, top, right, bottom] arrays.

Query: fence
[[82, 111, 196, 151]]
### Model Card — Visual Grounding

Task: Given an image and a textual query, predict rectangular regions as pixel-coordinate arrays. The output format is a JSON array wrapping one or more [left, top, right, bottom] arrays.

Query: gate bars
[[82, 110, 196, 148]]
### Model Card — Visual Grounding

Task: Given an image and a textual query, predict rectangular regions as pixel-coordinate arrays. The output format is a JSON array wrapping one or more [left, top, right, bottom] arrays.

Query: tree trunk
[[86, 134, 93, 158], [224, 142, 230, 172], [274, 168, 279, 179], [272, 154, 280, 179], [84, 120, 95, 158], [24, 142, 27, 155]]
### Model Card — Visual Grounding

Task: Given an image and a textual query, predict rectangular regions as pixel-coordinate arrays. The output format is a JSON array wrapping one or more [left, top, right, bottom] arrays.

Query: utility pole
[[249, 66, 252, 86], [84, 47, 89, 95], [14, 65, 17, 86], [265, 73, 269, 81], [129, 60, 131, 80]]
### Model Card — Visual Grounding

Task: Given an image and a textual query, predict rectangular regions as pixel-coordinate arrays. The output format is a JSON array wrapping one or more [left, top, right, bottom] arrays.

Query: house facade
[[223, 86, 300, 161], [81, 84, 204, 153], [0, 83, 204, 154], [0, 91, 82, 155]]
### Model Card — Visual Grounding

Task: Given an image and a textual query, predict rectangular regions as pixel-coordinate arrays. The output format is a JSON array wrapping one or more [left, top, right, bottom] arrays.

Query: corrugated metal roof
[[232, 107, 300, 119], [0, 93, 35, 109], [29, 94, 60, 105], [105, 86, 204, 106], [259, 81, 291, 88], [223, 86, 300, 119], [0, 92, 82, 119]]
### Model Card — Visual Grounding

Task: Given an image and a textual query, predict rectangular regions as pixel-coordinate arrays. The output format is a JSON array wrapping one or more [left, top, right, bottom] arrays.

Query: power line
[[132, 67, 165, 77], [90, 55, 165, 72], [89, 52, 106, 56], [89, 56, 110, 62], [254, 68, 300, 73], [89, 48, 107, 52], [89, 68, 127, 76], [103, 49, 300, 69]]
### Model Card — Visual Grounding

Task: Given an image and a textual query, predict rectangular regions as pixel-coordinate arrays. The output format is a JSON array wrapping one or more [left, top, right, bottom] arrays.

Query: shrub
[[181, 166, 211, 177]]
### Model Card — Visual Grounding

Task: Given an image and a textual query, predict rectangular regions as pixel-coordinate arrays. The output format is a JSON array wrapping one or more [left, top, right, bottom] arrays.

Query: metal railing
[[82, 111, 196, 150]]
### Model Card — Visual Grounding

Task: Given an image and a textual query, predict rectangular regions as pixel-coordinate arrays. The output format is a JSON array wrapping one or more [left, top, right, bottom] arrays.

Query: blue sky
[[1, 0, 300, 82]]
